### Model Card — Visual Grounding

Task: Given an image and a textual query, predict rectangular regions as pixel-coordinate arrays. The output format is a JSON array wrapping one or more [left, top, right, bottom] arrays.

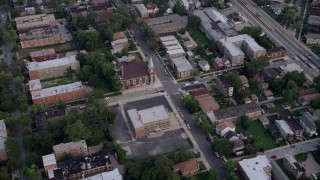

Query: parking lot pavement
[[110, 106, 132, 143], [121, 128, 192, 160], [123, 95, 172, 112], [303, 153, 320, 176], [57, 19, 73, 43]]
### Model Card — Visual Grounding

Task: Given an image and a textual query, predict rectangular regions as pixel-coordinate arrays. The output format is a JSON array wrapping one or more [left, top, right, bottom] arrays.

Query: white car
[[105, 97, 110, 100], [176, 107, 180, 112], [79, 105, 86, 109], [180, 112, 184, 118], [186, 124, 191, 130]]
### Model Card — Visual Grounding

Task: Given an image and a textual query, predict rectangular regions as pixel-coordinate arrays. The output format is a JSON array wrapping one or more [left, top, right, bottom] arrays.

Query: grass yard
[[268, 99, 284, 113], [189, 29, 210, 46], [294, 153, 308, 163], [249, 121, 277, 150]]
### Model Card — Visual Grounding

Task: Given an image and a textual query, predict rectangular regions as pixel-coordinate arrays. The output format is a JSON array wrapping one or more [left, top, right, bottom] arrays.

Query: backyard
[[248, 120, 278, 150]]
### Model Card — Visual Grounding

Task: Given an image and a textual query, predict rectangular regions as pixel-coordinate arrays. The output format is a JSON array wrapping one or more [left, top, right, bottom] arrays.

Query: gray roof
[[27, 55, 78, 71], [135, 4, 148, 14], [300, 112, 317, 131], [172, 57, 193, 72], [212, 102, 261, 121], [308, 15, 320, 26]]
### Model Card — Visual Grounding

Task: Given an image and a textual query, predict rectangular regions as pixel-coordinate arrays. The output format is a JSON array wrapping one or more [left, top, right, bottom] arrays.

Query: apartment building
[[0, 120, 7, 162], [283, 155, 305, 179], [30, 48, 57, 62], [15, 14, 56, 30], [127, 105, 171, 139], [238, 155, 272, 180], [29, 80, 86, 105], [42, 154, 57, 178], [215, 121, 236, 136], [117, 57, 155, 89], [213, 75, 234, 97], [83, 168, 123, 180], [171, 57, 193, 79], [19, 27, 61, 48], [306, 33, 320, 46], [207, 102, 262, 123], [144, 14, 187, 35], [53, 140, 88, 160], [52, 152, 113, 180], [218, 34, 266, 66], [159, 35, 186, 58], [27, 55, 80, 80]]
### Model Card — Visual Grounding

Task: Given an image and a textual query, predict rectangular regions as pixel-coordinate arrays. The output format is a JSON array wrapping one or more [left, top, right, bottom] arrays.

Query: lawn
[[294, 153, 308, 163], [248, 121, 278, 150], [189, 29, 210, 46], [268, 99, 284, 113]]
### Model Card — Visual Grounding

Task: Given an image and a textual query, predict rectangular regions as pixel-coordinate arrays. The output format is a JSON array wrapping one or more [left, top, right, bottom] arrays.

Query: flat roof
[[27, 55, 78, 71], [31, 81, 84, 100], [204, 8, 227, 23], [53, 140, 87, 152], [275, 120, 294, 134], [160, 35, 176, 42], [127, 105, 169, 129], [167, 48, 185, 55], [166, 44, 183, 51], [162, 39, 180, 47], [135, 4, 148, 14], [239, 155, 271, 180], [29, 79, 42, 91], [212, 102, 261, 121], [30, 48, 55, 58], [83, 168, 122, 180], [172, 57, 193, 72], [144, 14, 187, 34], [42, 153, 57, 167]]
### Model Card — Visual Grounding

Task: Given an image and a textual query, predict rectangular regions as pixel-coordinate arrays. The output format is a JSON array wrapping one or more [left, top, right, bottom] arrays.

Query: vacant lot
[[18, 42, 75, 58], [249, 121, 277, 150]]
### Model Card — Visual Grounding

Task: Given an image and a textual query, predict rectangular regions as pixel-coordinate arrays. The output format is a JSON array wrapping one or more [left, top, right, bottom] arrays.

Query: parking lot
[[123, 95, 172, 112], [121, 128, 192, 159], [57, 19, 73, 43], [110, 105, 132, 143]]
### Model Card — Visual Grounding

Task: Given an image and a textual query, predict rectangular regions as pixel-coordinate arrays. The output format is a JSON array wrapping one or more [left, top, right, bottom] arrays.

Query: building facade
[[172, 159, 200, 177], [283, 155, 305, 179], [27, 55, 80, 80], [29, 80, 86, 105], [267, 47, 286, 60], [30, 48, 57, 62], [53, 140, 88, 160], [171, 57, 193, 79], [144, 14, 187, 35], [19, 27, 61, 49], [15, 14, 57, 30], [213, 75, 234, 97], [0, 120, 7, 162]]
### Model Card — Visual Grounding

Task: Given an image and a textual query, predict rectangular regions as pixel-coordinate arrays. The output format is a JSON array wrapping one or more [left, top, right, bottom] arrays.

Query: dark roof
[[225, 131, 238, 139], [278, 110, 303, 131], [266, 68, 278, 78], [233, 139, 245, 149], [33, 108, 66, 130], [216, 75, 231, 87], [293, 162, 305, 172], [183, 84, 206, 92], [266, 123, 279, 134], [240, 130, 251, 138], [298, 88, 318, 96], [213, 102, 261, 121], [190, 88, 210, 97], [267, 46, 286, 53], [53, 152, 111, 179], [121, 62, 149, 80], [300, 113, 317, 131]]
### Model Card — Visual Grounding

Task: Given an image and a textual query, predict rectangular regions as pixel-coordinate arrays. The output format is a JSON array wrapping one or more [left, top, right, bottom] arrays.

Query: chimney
[[121, 65, 124, 77]]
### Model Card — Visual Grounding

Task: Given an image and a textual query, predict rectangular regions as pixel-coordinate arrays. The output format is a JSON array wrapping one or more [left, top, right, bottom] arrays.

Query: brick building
[[29, 80, 85, 105], [42, 154, 57, 177], [0, 120, 7, 162], [213, 75, 234, 97], [144, 14, 187, 35], [91, 0, 108, 5], [15, 14, 57, 30], [53, 140, 88, 160], [267, 46, 286, 60], [27, 55, 80, 80], [172, 159, 200, 177], [19, 27, 61, 48], [117, 57, 155, 89], [127, 105, 171, 139], [283, 155, 305, 179], [30, 48, 57, 62]]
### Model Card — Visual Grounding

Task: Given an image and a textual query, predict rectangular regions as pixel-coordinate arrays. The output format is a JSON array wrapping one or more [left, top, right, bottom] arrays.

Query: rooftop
[[267, 46, 286, 53], [53, 152, 111, 179], [135, 4, 148, 14], [275, 120, 294, 135], [83, 168, 122, 180], [167, 48, 185, 55], [160, 35, 177, 42], [308, 15, 320, 26], [278, 110, 303, 131], [172, 159, 199, 174], [300, 112, 317, 131], [42, 153, 57, 167], [144, 14, 187, 34], [127, 105, 169, 129], [31, 81, 84, 100], [15, 14, 56, 30], [171, 57, 193, 72], [306, 33, 320, 39], [27, 55, 78, 71], [30, 48, 55, 58], [216, 121, 235, 130], [53, 140, 87, 153], [119, 61, 149, 80], [29, 79, 41, 91], [210, 102, 261, 121], [284, 155, 305, 172], [238, 155, 271, 180]]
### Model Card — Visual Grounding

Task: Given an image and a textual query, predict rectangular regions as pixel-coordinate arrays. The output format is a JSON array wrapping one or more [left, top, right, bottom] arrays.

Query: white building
[[275, 120, 294, 140], [198, 60, 210, 72], [215, 121, 236, 136], [171, 57, 193, 79], [83, 168, 123, 180], [239, 155, 272, 180]]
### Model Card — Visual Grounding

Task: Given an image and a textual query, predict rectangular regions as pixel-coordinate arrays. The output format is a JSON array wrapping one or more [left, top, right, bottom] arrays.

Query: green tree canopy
[[173, 1, 187, 16], [182, 95, 200, 113], [188, 15, 201, 29], [66, 120, 92, 141], [246, 56, 269, 76], [213, 139, 232, 157]]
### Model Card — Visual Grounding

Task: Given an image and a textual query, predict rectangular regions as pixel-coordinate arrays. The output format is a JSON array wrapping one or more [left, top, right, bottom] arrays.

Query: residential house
[[238, 155, 272, 180], [307, 15, 320, 32], [198, 60, 210, 72], [171, 57, 193, 79], [299, 112, 318, 137], [30, 48, 57, 62], [298, 88, 320, 106], [266, 123, 283, 143], [239, 75, 249, 89], [127, 105, 171, 139], [232, 139, 245, 155], [0, 120, 7, 162], [240, 131, 252, 140], [310, 1, 320, 16], [283, 155, 305, 179], [69, 3, 113, 22], [20, 7, 36, 16], [213, 75, 234, 97], [183, 83, 207, 93], [255, 75, 269, 90], [313, 109, 320, 120], [260, 116, 270, 127], [144, 14, 187, 35], [91, 0, 108, 5], [190, 88, 219, 111], [277, 110, 304, 140], [29, 80, 86, 105], [215, 121, 236, 136], [208, 102, 262, 123], [243, 97, 252, 104], [116, 54, 136, 64], [225, 130, 239, 142], [213, 57, 225, 70], [33, 108, 66, 130], [147, 3, 159, 14], [117, 57, 155, 89], [265, 68, 280, 79], [160, 35, 186, 58], [251, 94, 259, 102], [267, 47, 286, 60], [275, 120, 295, 141], [172, 159, 200, 177], [180, 32, 198, 50], [111, 32, 128, 54], [306, 33, 320, 46], [135, 4, 149, 18], [53, 140, 88, 160], [263, 90, 274, 100]]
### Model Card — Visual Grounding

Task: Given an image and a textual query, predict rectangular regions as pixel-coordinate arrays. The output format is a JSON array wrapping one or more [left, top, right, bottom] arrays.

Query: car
[[79, 105, 86, 109], [215, 152, 220, 158], [194, 81, 200, 84], [180, 112, 184, 118], [271, 155, 277, 159], [185, 83, 190, 86], [176, 107, 180, 112], [105, 97, 110, 100], [186, 124, 191, 130], [206, 134, 213, 142]]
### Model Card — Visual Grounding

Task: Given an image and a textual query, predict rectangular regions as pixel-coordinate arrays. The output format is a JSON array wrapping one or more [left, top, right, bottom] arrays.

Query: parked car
[[186, 124, 191, 130], [79, 105, 86, 109], [271, 155, 277, 159], [215, 152, 220, 158], [176, 107, 180, 112], [180, 112, 184, 118]]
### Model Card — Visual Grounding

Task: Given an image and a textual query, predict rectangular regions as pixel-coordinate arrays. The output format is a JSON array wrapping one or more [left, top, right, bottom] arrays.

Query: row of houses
[[305, 1, 320, 46]]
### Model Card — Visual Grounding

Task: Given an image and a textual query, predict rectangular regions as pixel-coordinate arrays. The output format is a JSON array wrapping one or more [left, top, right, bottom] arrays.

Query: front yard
[[248, 120, 278, 150]]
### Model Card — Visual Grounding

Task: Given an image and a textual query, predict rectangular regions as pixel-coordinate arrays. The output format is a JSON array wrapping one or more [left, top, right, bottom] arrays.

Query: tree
[[173, 1, 187, 16], [227, 172, 239, 180], [65, 120, 92, 141], [23, 164, 42, 180], [310, 98, 320, 109], [182, 95, 200, 113], [140, 22, 156, 39], [208, 168, 217, 180], [283, 71, 306, 87], [283, 6, 297, 25], [213, 139, 232, 157], [6, 137, 20, 171], [201, 118, 212, 134], [223, 160, 235, 172], [115, 144, 127, 164], [268, 78, 284, 94], [283, 81, 299, 103], [194, 45, 206, 56], [27, 152, 41, 167], [314, 75, 320, 91], [188, 15, 201, 29], [240, 115, 250, 130], [0, 167, 10, 180], [195, 111, 208, 126], [241, 26, 262, 39], [246, 56, 269, 76]]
